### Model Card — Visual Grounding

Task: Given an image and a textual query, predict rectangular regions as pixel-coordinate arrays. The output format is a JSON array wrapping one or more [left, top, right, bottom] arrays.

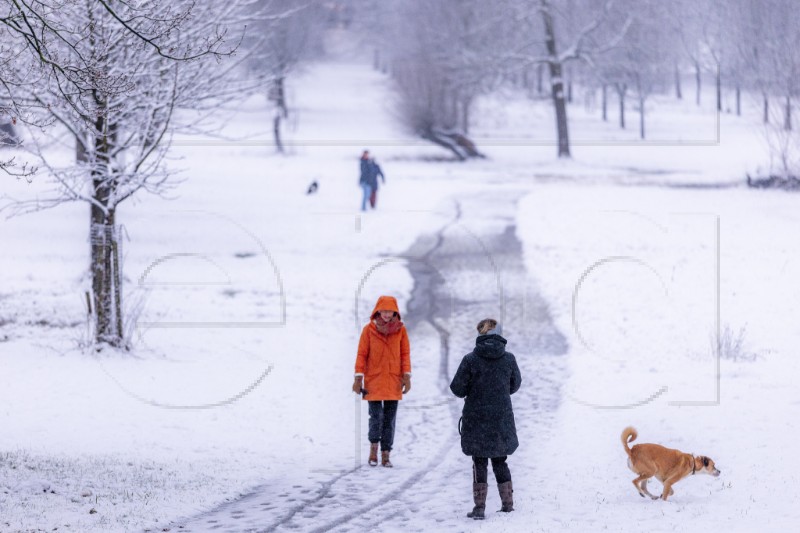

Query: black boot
[[498, 481, 514, 512], [467, 482, 488, 520]]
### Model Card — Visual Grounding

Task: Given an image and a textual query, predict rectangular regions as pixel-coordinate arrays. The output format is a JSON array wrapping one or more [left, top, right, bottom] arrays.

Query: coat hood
[[474, 334, 507, 359], [371, 295, 401, 320]]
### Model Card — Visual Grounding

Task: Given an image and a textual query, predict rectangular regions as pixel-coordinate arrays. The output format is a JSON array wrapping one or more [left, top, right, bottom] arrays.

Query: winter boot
[[381, 450, 393, 468], [498, 481, 514, 512], [466, 482, 488, 520], [368, 443, 379, 467]]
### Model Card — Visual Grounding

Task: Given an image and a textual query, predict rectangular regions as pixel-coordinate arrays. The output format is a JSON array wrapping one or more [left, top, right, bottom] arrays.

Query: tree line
[[1, 0, 797, 348], [360, 0, 800, 169]]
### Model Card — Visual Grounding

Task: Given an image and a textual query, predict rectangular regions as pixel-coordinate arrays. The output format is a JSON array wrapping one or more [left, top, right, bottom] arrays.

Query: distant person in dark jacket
[[358, 150, 372, 211], [366, 158, 385, 209], [450, 318, 521, 520]]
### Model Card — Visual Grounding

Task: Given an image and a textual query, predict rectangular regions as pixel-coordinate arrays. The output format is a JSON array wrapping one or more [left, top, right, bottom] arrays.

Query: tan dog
[[622, 427, 720, 501]]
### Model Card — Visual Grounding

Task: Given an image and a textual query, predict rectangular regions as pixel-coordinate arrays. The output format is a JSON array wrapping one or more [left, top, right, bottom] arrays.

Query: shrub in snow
[[716, 324, 759, 362]]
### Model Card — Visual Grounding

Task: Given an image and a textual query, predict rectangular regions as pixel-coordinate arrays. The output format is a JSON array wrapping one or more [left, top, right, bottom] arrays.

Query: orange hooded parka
[[354, 296, 411, 401]]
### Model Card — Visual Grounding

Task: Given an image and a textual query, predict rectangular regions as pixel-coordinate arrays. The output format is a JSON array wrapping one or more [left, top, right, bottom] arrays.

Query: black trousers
[[368, 400, 398, 451], [472, 456, 511, 484]]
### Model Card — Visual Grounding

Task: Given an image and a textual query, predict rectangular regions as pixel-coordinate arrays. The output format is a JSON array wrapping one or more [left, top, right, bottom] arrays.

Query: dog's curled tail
[[621, 426, 637, 458]]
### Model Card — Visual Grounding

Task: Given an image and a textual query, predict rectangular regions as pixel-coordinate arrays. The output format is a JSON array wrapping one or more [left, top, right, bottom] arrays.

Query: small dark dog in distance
[[306, 180, 319, 195]]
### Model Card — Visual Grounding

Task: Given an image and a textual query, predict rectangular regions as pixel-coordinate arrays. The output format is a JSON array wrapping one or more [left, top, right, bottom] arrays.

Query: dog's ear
[[702, 457, 709, 467]]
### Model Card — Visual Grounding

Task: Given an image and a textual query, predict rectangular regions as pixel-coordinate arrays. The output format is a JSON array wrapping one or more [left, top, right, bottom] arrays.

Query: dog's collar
[[691, 455, 696, 475]]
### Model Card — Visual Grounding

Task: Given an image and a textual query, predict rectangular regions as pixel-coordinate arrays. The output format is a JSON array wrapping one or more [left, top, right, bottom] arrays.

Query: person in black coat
[[450, 318, 521, 520]]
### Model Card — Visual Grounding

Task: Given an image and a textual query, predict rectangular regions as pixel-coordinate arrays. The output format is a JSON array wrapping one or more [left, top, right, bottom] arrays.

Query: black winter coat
[[449, 334, 521, 458]]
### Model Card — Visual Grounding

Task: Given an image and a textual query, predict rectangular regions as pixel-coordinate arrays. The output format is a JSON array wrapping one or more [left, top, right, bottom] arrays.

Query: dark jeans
[[472, 456, 511, 484], [368, 400, 398, 451]]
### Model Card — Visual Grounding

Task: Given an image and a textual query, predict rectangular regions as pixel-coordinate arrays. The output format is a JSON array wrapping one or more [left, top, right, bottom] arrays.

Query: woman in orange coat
[[352, 295, 411, 467]]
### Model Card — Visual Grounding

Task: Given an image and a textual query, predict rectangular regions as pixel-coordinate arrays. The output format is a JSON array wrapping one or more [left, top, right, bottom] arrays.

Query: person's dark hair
[[476, 318, 498, 335]]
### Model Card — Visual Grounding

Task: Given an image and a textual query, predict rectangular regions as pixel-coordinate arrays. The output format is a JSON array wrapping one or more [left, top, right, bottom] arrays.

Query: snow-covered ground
[[515, 185, 800, 532], [2, 28, 799, 532]]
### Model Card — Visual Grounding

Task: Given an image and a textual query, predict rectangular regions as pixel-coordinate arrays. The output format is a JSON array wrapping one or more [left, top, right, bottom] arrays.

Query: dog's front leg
[[660, 476, 681, 501]]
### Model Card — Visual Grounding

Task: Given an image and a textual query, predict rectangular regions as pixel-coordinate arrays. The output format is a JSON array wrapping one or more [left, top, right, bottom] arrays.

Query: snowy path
[[168, 190, 568, 532]]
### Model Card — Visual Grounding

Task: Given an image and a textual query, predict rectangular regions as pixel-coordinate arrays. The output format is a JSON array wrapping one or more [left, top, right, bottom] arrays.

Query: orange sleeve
[[400, 327, 411, 375], [355, 327, 369, 376]]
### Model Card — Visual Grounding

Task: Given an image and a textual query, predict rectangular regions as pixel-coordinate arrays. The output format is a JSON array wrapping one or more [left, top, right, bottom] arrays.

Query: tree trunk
[[90, 203, 110, 344], [270, 76, 288, 153], [89, 114, 123, 347], [537, 64, 544, 95], [763, 93, 769, 124], [695, 62, 701, 105], [617, 85, 627, 129], [447, 87, 459, 130], [716, 68, 722, 112], [109, 207, 123, 340], [541, 0, 570, 158], [785, 95, 792, 131], [602, 84, 608, 121], [76, 133, 87, 163], [275, 77, 288, 119], [639, 95, 645, 139], [736, 86, 741, 116], [273, 113, 284, 153], [90, 193, 121, 346], [675, 63, 682, 100], [423, 128, 484, 160], [461, 96, 472, 134], [567, 80, 573, 104]]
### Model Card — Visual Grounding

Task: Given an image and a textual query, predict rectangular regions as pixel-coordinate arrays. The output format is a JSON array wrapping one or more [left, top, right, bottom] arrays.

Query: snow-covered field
[[516, 185, 800, 531], [2, 29, 799, 533]]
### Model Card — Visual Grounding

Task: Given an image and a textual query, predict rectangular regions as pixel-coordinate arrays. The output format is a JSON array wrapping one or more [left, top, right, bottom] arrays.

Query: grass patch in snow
[[716, 324, 760, 363], [0, 449, 229, 532]]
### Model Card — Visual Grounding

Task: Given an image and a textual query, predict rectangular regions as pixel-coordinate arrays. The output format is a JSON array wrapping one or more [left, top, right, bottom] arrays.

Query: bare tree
[[735, 0, 773, 123], [387, 0, 507, 159], [349, 0, 397, 74], [1, 1, 257, 347], [248, 0, 326, 153], [743, 0, 800, 181], [593, 0, 671, 138], [761, 105, 800, 180], [700, 3, 728, 113], [533, 0, 630, 156], [538, 0, 571, 157], [764, 0, 800, 132], [0, 0, 235, 175], [671, 0, 708, 107]]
